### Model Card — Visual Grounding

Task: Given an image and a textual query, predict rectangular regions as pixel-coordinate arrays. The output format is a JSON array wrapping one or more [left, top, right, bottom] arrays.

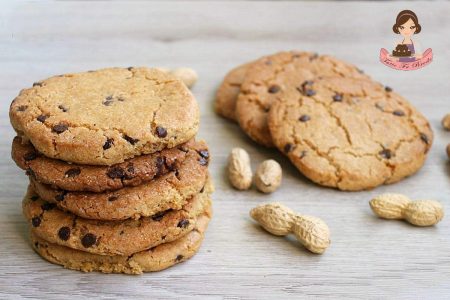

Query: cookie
[[12, 136, 207, 193], [9, 67, 199, 165], [236, 51, 369, 147], [31, 211, 211, 274], [215, 62, 253, 121], [268, 76, 433, 191], [24, 179, 212, 256], [29, 141, 210, 220]]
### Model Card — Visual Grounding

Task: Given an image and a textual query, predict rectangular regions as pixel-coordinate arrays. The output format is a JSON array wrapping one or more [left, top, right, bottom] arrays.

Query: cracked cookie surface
[[10, 67, 199, 165], [31, 211, 211, 274], [215, 62, 254, 121], [236, 51, 369, 147], [12, 137, 205, 193], [24, 179, 213, 256], [29, 140, 210, 220], [268, 76, 433, 191]]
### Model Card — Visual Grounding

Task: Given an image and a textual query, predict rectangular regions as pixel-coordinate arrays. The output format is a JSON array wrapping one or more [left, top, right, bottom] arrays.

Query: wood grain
[[0, 1, 449, 299]]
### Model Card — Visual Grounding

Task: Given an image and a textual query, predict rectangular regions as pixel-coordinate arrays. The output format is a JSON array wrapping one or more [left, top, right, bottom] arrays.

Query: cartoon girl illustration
[[380, 10, 433, 70], [389, 10, 422, 62]]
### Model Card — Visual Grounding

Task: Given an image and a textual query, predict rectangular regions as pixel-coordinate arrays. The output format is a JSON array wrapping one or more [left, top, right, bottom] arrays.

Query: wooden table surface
[[1, 1, 449, 299]]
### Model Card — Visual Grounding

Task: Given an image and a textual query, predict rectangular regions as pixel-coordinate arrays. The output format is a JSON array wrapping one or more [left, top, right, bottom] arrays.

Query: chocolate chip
[[30, 195, 39, 201], [284, 143, 294, 153], [117, 97, 125, 102], [81, 233, 97, 248], [385, 86, 393, 92], [107, 166, 125, 179], [333, 94, 343, 102], [103, 138, 114, 150], [199, 150, 209, 159], [65, 168, 81, 178], [33, 82, 43, 87], [55, 191, 67, 202], [58, 105, 68, 112], [175, 255, 184, 262], [198, 157, 208, 166], [103, 100, 113, 106], [126, 164, 135, 174], [105, 95, 113, 100], [151, 210, 168, 221], [58, 227, 71, 241], [300, 150, 307, 159], [37, 115, 48, 123], [199, 184, 205, 193], [119, 230, 124, 235], [393, 110, 405, 117], [34, 242, 39, 248], [127, 67, 134, 71], [301, 80, 314, 88], [123, 135, 139, 145], [310, 53, 319, 60], [108, 196, 118, 202], [299, 115, 311, 122], [305, 89, 316, 97], [379, 149, 392, 159], [420, 133, 429, 144], [24, 151, 37, 161], [155, 126, 168, 138], [357, 68, 364, 74], [268, 85, 280, 94], [26, 168, 36, 178], [32, 217, 41, 227], [177, 219, 189, 228], [41, 202, 56, 211], [52, 124, 68, 134], [17, 105, 28, 112]]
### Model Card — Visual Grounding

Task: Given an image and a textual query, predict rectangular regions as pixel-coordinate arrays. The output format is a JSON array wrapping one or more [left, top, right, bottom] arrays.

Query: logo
[[380, 10, 433, 71]]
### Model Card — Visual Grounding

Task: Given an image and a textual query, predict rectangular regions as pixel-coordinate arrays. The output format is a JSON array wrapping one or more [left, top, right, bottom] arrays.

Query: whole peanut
[[228, 148, 252, 190], [441, 114, 450, 130], [250, 202, 330, 254], [254, 160, 282, 193], [171, 68, 198, 88], [370, 194, 444, 226]]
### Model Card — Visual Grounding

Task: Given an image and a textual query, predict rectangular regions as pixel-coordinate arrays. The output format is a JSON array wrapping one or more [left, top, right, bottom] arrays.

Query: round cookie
[[31, 211, 211, 274], [9, 67, 200, 165], [236, 51, 369, 147], [268, 76, 433, 191], [29, 142, 210, 220], [12, 136, 207, 193], [215, 62, 253, 121], [24, 180, 212, 256]]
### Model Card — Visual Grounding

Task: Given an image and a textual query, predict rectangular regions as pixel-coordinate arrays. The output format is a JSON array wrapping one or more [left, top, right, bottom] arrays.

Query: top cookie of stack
[[10, 67, 199, 165]]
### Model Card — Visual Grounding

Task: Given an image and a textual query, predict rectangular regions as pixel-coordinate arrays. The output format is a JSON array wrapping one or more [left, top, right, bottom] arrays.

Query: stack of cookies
[[10, 67, 212, 274], [216, 51, 433, 191]]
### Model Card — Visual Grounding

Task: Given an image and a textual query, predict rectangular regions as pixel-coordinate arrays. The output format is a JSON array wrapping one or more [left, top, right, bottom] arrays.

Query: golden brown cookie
[[31, 211, 211, 274], [215, 62, 253, 121], [268, 76, 433, 191], [236, 51, 369, 147], [28, 142, 210, 220], [9, 67, 199, 165], [12, 136, 208, 193], [24, 180, 213, 256]]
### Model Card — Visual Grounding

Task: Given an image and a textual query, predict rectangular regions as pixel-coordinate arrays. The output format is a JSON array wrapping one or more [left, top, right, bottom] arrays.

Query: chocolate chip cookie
[[28, 141, 210, 220], [236, 51, 369, 147], [24, 179, 212, 256], [215, 62, 254, 121], [31, 211, 211, 274], [12, 137, 207, 193], [10, 67, 200, 165], [268, 76, 433, 190]]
